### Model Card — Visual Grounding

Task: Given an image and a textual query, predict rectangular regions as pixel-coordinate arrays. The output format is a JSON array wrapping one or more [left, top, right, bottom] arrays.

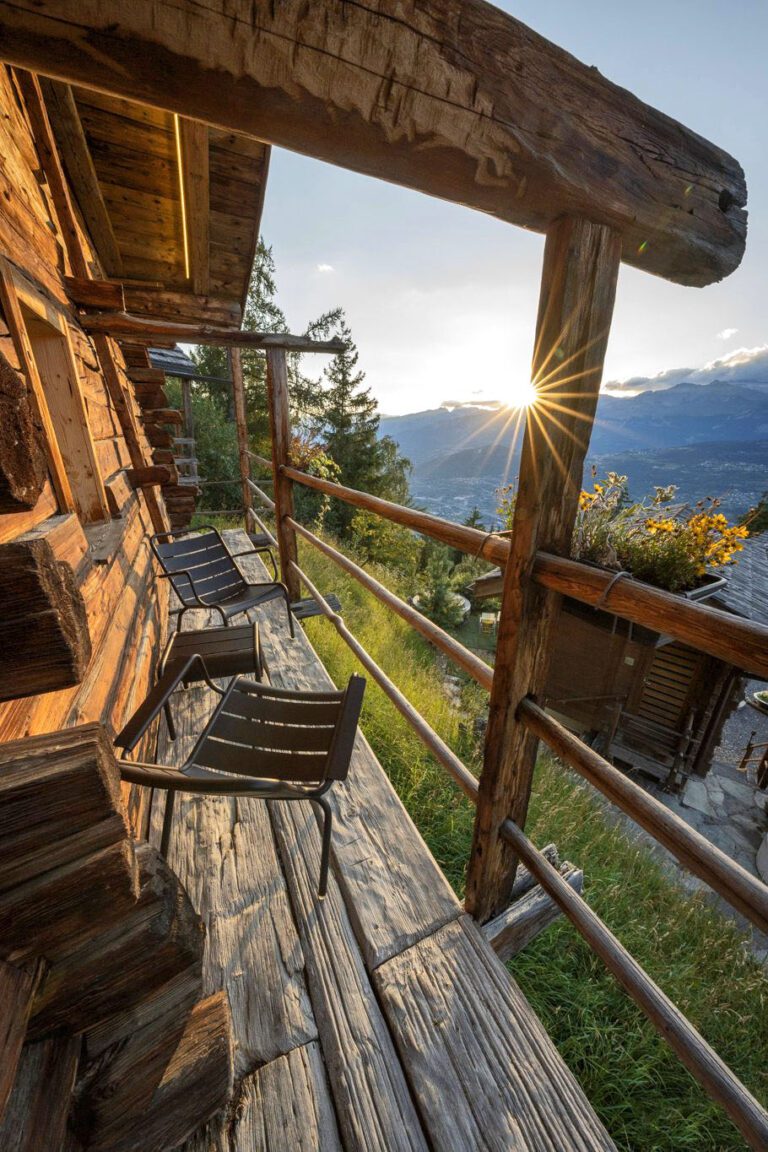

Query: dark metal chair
[[157, 621, 265, 741], [150, 525, 293, 636], [115, 662, 365, 898]]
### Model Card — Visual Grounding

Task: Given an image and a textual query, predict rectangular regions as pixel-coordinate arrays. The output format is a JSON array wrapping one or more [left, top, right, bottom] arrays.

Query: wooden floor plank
[[229, 534, 462, 972], [270, 798, 429, 1152], [374, 915, 616, 1152], [233, 1042, 343, 1152], [154, 678, 317, 1076]]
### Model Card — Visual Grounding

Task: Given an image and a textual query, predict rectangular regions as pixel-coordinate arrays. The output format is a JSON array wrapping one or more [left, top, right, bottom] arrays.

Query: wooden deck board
[[271, 798, 428, 1151], [233, 1042, 344, 1152], [238, 537, 462, 972], [155, 680, 317, 1076], [374, 915, 616, 1151]]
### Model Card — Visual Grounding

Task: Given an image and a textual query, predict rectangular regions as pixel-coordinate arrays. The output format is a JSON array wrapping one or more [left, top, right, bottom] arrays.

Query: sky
[[259, 0, 767, 415]]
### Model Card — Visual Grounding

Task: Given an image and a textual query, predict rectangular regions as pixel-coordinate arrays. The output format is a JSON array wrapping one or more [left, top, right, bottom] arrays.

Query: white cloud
[[316, 263, 335, 273], [717, 327, 738, 340], [603, 344, 768, 396]]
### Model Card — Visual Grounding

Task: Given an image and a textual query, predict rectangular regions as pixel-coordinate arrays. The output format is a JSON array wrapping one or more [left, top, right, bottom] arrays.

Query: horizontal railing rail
[[281, 463, 768, 679], [286, 516, 494, 690], [281, 513, 767, 936], [277, 529, 768, 1151], [519, 700, 768, 935]]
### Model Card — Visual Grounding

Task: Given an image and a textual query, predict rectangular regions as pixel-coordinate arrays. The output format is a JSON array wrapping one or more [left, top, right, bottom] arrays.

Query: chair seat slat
[[222, 690, 342, 726], [213, 712, 336, 753], [193, 737, 327, 782]]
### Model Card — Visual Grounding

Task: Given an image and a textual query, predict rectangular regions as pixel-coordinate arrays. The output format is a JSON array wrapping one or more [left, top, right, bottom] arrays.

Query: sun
[[508, 378, 538, 409]]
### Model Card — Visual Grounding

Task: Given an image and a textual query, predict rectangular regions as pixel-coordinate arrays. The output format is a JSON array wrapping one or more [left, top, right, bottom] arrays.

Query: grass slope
[[299, 537, 767, 1152]]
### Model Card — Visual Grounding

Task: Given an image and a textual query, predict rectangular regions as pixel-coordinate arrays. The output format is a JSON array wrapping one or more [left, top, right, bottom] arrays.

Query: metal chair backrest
[[151, 527, 247, 607], [190, 675, 366, 784]]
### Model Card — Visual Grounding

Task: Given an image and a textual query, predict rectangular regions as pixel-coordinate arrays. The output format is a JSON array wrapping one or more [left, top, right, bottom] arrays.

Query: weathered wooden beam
[[266, 348, 300, 601], [64, 280, 240, 327], [0, 840, 138, 963], [80, 311, 345, 351], [73, 966, 201, 1149], [38, 79, 123, 276], [230, 346, 253, 530], [0, 959, 45, 1122], [0, 350, 46, 512], [0, 723, 127, 894], [0, 1, 746, 285], [0, 518, 92, 700], [29, 843, 203, 1039], [125, 464, 171, 488], [0, 1034, 80, 1152], [143, 407, 184, 426], [482, 863, 584, 961], [466, 218, 621, 923], [81, 991, 233, 1152], [176, 117, 210, 295]]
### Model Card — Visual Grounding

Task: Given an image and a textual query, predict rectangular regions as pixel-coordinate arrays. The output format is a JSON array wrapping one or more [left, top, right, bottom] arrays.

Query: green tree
[[416, 550, 466, 629], [312, 313, 411, 535], [349, 511, 422, 580], [743, 491, 768, 535]]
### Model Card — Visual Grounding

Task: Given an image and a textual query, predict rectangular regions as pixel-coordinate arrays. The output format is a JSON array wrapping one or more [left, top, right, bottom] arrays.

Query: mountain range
[[379, 380, 768, 524]]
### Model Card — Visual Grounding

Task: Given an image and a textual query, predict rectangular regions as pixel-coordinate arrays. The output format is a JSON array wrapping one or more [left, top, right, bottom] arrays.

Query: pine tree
[[314, 316, 388, 533]]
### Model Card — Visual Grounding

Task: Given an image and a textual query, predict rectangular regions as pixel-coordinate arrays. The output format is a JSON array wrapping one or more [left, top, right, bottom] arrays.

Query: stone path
[[630, 678, 768, 960]]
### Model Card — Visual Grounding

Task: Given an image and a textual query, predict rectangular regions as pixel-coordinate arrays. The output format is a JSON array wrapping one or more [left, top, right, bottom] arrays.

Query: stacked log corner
[[0, 514, 92, 700], [0, 723, 233, 1151], [118, 345, 200, 530]]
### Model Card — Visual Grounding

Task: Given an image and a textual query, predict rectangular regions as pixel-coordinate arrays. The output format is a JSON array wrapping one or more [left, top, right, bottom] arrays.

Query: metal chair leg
[[160, 790, 176, 859], [164, 700, 176, 741], [312, 796, 333, 899]]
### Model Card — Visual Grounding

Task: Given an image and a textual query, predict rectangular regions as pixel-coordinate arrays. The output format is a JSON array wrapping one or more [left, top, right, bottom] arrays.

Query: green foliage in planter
[[498, 472, 749, 593]]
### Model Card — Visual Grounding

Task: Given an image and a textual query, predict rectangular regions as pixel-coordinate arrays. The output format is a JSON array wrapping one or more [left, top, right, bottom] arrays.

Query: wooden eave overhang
[[0, 0, 747, 288], [40, 81, 269, 325]]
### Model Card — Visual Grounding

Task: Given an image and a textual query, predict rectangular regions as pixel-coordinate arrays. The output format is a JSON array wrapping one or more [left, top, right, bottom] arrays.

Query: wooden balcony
[[152, 536, 614, 1150]]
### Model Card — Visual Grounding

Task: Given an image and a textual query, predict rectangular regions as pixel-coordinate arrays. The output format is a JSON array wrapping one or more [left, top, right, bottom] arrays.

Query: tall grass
[[299, 536, 767, 1152]]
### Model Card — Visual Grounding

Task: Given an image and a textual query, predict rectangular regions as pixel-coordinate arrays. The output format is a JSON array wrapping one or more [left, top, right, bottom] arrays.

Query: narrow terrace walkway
[[150, 531, 615, 1151]]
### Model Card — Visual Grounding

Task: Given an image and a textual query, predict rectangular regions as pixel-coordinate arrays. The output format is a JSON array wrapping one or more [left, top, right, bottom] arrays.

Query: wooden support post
[[465, 217, 621, 922], [229, 348, 253, 532], [181, 379, 194, 440], [266, 347, 300, 601]]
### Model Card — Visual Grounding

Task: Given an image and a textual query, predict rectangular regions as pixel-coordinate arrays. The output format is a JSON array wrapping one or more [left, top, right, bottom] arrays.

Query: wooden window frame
[[0, 258, 109, 523]]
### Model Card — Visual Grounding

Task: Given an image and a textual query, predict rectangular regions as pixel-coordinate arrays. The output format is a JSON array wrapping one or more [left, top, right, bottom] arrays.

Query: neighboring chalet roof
[[711, 536, 768, 626], [148, 346, 199, 379], [40, 81, 268, 322]]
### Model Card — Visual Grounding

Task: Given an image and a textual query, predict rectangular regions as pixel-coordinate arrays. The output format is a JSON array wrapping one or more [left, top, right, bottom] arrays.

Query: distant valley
[[379, 380, 768, 525]]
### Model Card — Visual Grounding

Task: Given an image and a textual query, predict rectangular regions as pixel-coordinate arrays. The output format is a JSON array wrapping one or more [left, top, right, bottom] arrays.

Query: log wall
[[0, 63, 168, 830]]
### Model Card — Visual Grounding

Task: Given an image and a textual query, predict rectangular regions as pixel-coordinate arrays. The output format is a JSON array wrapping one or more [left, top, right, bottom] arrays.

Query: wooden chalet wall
[[0, 65, 167, 833]]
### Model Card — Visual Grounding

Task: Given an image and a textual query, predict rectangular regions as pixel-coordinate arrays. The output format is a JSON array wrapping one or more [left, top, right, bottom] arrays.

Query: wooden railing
[[241, 440, 768, 1150]]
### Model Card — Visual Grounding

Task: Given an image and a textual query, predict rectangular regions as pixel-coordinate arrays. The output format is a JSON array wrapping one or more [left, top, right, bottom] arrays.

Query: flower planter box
[[545, 572, 736, 787]]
